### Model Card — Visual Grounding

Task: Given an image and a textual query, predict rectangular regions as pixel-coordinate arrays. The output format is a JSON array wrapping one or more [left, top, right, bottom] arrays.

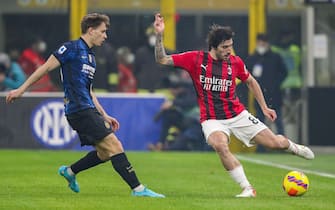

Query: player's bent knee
[[216, 144, 231, 156], [113, 140, 124, 152], [96, 134, 124, 156], [209, 139, 230, 155], [208, 132, 228, 145], [96, 150, 110, 161]]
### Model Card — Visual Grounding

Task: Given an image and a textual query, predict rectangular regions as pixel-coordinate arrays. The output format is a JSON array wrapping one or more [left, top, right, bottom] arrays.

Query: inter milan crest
[[31, 100, 77, 148]]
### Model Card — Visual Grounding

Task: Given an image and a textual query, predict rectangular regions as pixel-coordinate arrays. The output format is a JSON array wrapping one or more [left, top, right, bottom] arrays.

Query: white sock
[[67, 167, 75, 176], [286, 139, 298, 154], [133, 184, 145, 192], [228, 165, 251, 189]]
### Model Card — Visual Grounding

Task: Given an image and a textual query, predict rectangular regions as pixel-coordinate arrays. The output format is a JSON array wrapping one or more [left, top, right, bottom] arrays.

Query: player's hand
[[263, 107, 277, 122], [154, 13, 165, 34], [104, 115, 120, 131], [6, 88, 24, 104]]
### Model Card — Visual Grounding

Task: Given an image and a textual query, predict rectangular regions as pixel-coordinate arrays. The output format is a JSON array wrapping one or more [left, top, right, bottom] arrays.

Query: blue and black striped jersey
[[53, 38, 96, 115]]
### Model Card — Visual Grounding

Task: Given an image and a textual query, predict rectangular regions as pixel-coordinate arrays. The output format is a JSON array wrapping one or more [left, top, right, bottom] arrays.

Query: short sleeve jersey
[[53, 38, 96, 115], [172, 51, 250, 122]]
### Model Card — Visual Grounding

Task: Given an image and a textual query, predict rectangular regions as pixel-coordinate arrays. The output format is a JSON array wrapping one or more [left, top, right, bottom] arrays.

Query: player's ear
[[88, 27, 94, 35]]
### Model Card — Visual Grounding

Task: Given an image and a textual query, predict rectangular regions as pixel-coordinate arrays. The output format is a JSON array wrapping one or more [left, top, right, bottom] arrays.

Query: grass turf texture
[[0, 150, 334, 210]]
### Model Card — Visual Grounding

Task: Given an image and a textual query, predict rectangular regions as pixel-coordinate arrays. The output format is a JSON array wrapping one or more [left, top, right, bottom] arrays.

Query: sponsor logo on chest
[[81, 64, 95, 79], [200, 75, 233, 92]]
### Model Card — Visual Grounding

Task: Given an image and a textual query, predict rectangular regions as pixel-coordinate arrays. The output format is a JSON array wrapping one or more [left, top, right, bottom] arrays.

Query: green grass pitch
[[0, 150, 334, 210]]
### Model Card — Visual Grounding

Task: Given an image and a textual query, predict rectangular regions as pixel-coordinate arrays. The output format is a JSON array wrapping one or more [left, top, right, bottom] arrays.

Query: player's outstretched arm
[[6, 55, 60, 104], [245, 74, 277, 122], [153, 13, 174, 66]]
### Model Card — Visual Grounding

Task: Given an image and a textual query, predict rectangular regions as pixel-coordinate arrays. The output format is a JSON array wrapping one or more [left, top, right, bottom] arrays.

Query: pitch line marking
[[236, 155, 335, 179]]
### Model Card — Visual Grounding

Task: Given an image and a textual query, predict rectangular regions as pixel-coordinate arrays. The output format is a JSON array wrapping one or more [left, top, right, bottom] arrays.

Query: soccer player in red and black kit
[[153, 13, 314, 197]]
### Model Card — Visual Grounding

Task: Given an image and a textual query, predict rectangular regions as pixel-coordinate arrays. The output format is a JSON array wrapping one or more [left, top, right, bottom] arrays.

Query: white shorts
[[201, 110, 268, 147]]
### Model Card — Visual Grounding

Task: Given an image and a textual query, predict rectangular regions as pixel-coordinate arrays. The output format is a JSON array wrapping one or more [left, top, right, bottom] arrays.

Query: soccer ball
[[282, 171, 309, 196]]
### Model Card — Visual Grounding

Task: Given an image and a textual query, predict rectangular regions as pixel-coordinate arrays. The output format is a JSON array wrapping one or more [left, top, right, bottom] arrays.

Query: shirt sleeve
[[52, 42, 74, 65], [171, 51, 199, 73], [235, 56, 250, 82]]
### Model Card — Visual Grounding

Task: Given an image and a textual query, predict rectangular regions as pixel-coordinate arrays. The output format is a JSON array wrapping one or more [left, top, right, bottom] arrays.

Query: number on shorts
[[248, 116, 259, 124]]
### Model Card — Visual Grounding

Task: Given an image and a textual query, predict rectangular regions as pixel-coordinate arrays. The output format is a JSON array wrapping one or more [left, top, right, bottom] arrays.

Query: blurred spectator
[[272, 30, 303, 141], [272, 30, 302, 90], [0, 52, 26, 91], [149, 74, 206, 151], [18, 37, 58, 92], [8, 48, 21, 62], [245, 33, 287, 135], [93, 42, 118, 92], [134, 26, 170, 92], [116, 47, 137, 93]]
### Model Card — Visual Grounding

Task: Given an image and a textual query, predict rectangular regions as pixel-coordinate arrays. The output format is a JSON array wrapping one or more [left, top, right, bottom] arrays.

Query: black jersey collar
[[79, 37, 92, 49]]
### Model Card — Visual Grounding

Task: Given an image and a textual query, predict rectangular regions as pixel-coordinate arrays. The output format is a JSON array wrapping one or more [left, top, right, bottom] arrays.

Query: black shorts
[[66, 108, 113, 146]]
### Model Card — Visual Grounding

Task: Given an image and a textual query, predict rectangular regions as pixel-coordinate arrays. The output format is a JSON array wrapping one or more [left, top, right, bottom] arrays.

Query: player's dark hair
[[81, 13, 110, 34], [207, 24, 235, 51]]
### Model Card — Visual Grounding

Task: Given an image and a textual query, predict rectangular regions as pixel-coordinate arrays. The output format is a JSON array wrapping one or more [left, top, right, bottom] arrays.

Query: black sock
[[70, 150, 105, 174], [111, 153, 141, 189]]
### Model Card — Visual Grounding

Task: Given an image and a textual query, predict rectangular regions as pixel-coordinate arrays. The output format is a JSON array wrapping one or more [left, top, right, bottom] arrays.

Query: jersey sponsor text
[[81, 64, 95, 79], [200, 75, 232, 92]]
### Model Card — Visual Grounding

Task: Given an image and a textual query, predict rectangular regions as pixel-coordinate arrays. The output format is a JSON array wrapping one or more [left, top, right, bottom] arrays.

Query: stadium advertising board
[[0, 93, 164, 150]]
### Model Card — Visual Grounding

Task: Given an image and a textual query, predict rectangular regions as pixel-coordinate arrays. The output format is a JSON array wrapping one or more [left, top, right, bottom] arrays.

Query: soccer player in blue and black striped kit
[[6, 13, 164, 198]]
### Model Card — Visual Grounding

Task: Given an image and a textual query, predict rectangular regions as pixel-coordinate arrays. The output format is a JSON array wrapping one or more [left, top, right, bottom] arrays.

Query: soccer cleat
[[131, 187, 165, 198], [291, 144, 315, 160], [235, 186, 256, 198], [58, 165, 80, 193]]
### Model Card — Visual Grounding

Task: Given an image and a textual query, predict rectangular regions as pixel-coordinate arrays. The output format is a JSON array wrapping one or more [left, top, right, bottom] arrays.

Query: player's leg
[[58, 150, 105, 193], [69, 150, 106, 174], [252, 129, 314, 160], [95, 133, 165, 198], [207, 131, 256, 198], [232, 111, 314, 160], [59, 109, 114, 192], [207, 131, 240, 170]]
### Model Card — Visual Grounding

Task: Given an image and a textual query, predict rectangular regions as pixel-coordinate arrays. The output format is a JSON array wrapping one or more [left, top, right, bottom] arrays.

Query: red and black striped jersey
[[172, 51, 250, 122]]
